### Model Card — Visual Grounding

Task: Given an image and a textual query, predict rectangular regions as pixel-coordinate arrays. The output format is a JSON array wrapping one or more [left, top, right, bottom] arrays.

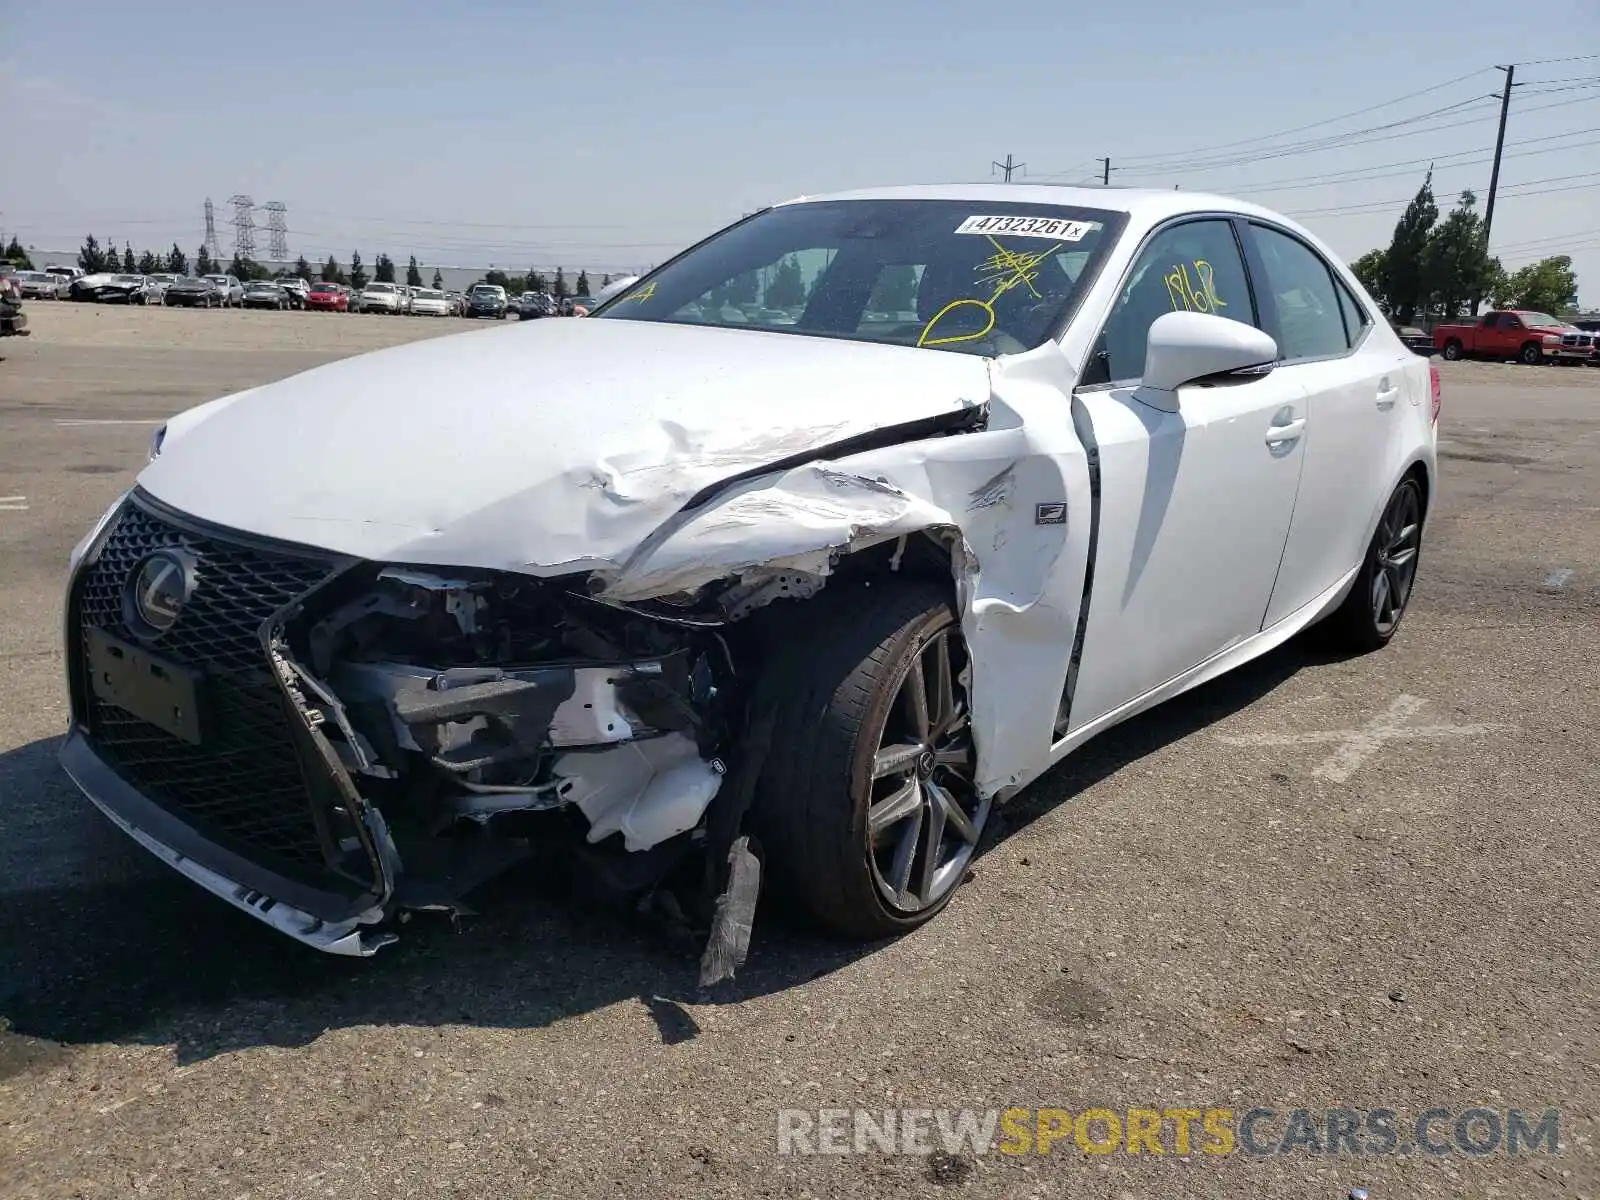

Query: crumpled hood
[[138, 318, 993, 573]]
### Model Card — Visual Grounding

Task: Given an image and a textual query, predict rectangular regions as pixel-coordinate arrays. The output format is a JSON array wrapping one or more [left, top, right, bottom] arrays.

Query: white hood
[[138, 318, 993, 574]]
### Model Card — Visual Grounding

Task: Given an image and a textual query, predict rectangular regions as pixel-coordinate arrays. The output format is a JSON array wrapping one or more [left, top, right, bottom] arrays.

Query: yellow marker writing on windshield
[[917, 236, 1067, 347]]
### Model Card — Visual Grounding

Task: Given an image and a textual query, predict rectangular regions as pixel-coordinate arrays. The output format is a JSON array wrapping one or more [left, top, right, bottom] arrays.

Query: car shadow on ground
[[0, 636, 1334, 1067]]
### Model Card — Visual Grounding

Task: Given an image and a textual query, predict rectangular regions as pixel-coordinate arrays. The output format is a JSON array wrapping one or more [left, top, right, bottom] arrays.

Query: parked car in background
[[1391, 324, 1434, 356], [162, 277, 223, 308], [139, 273, 180, 305], [68, 272, 118, 301], [0, 271, 26, 341], [202, 274, 245, 308], [43, 265, 84, 288], [465, 283, 508, 318], [91, 274, 150, 304], [1434, 310, 1592, 364], [445, 291, 465, 315], [15, 270, 70, 299], [306, 280, 349, 312], [408, 288, 450, 316], [358, 281, 403, 314], [589, 274, 640, 308], [242, 281, 291, 310], [278, 278, 310, 309], [518, 291, 557, 319]]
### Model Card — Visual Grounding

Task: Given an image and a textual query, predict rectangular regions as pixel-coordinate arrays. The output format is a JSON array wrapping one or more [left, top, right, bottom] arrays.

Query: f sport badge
[[1034, 502, 1067, 526]]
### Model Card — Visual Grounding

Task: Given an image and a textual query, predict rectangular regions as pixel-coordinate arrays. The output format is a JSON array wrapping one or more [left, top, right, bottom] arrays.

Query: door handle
[[1265, 417, 1306, 446], [1376, 377, 1399, 410]]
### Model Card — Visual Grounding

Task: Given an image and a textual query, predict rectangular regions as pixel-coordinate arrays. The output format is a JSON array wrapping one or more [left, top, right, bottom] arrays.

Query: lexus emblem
[[126, 549, 195, 637]]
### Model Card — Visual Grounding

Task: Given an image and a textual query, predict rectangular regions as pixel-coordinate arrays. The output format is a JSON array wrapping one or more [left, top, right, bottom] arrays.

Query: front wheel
[[748, 584, 989, 937], [1520, 342, 1542, 365], [1318, 477, 1423, 653], [1440, 340, 1463, 361]]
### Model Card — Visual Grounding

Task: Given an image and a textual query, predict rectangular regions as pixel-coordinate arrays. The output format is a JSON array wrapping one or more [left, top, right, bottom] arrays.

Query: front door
[[1064, 217, 1309, 732]]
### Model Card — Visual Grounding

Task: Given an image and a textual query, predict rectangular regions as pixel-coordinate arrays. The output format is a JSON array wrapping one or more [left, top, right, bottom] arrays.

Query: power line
[[1284, 171, 1600, 218], [1110, 68, 1496, 167]]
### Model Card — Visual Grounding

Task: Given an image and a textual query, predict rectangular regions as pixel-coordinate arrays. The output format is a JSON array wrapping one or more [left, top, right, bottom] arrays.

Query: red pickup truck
[[1434, 310, 1593, 365]]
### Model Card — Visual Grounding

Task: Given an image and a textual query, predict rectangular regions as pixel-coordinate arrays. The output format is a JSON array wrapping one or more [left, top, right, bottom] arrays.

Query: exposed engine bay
[[266, 554, 883, 982]]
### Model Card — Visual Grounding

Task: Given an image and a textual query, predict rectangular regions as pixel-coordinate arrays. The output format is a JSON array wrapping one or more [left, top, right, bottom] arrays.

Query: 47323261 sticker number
[[955, 215, 1100, 241]]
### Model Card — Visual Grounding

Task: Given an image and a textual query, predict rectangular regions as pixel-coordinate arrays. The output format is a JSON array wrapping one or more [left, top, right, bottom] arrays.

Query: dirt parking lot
[[1, 305, 1597, 1199]]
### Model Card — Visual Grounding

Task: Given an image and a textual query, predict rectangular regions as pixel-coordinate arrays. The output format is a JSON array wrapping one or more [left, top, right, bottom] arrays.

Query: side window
[[1247, 224, 1351, 361], [1096, 219, 1254, 383], [1334, 275, 1370, 347]]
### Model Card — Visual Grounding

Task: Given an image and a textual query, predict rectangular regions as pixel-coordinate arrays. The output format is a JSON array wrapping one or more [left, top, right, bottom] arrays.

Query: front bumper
[[62, 490, 397, 954], [60, 730, 393, 954]]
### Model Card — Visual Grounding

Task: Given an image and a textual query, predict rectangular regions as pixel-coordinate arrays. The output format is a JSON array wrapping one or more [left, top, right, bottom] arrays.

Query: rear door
[[1250, 222, 1415, 627]]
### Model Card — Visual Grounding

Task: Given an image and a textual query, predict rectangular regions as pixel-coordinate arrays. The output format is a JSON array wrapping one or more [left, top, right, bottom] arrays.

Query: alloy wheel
[[863, 624, 989, 914], [1371, 484, 1421, 636]]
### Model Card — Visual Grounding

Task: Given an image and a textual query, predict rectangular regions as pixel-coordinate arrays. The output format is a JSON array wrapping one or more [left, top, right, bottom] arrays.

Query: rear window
[[594, 198, 1123, 356]]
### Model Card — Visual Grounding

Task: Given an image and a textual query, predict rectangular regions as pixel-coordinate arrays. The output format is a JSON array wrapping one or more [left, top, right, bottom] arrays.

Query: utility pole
[[991, 154, 1025, 182], [1100, 157, 1111, 186], [1483, 64, 1517, 248]]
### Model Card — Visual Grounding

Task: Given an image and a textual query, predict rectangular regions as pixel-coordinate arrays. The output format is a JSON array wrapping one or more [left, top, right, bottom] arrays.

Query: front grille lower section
[[74, 496, 344, 882]]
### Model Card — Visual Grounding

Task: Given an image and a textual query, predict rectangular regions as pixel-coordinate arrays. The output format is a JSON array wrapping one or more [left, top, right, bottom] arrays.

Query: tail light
[[1429, 364, 1441, 426]]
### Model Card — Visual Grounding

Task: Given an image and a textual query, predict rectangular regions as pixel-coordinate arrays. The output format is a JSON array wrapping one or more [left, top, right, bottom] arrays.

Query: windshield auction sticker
[[954, 215, 1100, 240]]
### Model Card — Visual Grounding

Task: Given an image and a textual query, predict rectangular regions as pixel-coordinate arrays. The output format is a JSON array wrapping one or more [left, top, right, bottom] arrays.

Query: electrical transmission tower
[[203, 198, 222, 261], [228, 194, 256, 259], [263, 202, 288, 260]]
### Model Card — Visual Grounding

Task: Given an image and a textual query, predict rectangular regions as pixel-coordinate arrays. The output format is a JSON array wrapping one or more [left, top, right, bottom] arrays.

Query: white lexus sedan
[[60, 185, 1437, 967]]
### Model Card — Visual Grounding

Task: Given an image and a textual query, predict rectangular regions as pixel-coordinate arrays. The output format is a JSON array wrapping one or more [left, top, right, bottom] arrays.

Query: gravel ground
[[1, 305, 1597, 1199]]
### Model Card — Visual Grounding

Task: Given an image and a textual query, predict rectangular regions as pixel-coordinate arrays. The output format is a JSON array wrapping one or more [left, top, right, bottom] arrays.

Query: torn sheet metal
[[597, 340, 1094, 801]]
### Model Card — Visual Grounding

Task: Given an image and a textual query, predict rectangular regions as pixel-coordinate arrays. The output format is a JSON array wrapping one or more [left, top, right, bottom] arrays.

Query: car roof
[[776, 182, 1300, 230]]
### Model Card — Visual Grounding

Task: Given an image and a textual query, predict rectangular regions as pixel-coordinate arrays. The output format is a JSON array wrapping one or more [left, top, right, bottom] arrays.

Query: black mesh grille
[[76, 498, 341, 877]]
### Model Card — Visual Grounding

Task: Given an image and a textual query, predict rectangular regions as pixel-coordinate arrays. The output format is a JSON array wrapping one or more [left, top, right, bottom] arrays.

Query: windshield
[[1520, 312, 1564, 328], [593, 199, 1121, 355], [246, 281, 277, 289], [204, 275, 228, 283], [365, 283, 393, 292], [470, 285, 502, 296], [415, 289, 443, 299]]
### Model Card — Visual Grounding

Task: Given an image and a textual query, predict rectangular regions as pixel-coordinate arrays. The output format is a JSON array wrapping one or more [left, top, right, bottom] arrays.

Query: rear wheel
[[1318, 477, 1423, 653], [748, 584, 989, 937], [1440, 340, 1463, 361]]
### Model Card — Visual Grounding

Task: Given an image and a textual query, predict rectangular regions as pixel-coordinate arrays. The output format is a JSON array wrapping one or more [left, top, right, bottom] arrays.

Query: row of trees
[[70, 236, 603, 297], [1349, 171, 1580, 324]]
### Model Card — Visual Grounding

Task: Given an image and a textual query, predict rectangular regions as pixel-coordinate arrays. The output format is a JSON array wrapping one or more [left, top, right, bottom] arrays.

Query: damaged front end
[[269, 563, 763, 965]]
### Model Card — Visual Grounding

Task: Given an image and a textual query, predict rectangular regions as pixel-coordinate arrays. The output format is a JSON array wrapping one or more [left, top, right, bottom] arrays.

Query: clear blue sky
[[1, 1, 1596, 301]]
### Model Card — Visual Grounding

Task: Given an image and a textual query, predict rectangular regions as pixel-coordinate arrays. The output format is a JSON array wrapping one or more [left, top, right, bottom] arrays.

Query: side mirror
[[1141, 311, 1279, 397]]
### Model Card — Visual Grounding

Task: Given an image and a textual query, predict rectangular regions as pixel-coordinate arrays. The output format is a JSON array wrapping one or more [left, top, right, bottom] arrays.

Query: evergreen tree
[[293, 254, 312, 282], [78, 235, 107, 273], [1421, 190, 1494, 321], [122, 243, 136, 272], [432, 267, 443, 289], [767, 255, 810, 308], [529, 270, 548, 293], [406, 256, 422, 287], [575, 269, 590, 296], [196, 244, 217, 276], [137, 249, 159, 275], [167, 244, 189, 274], [3, 236, 32, 268], [321, 255, 346, 284], [1380, 171, 1438, 324], [552, 267, 568, 299], [349, 251, 368, 290]]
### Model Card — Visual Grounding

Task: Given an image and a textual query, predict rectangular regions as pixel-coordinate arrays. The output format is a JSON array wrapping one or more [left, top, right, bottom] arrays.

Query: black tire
[[1317, 476, 1424, 654], [1440, 340, 1463, 361], [746, 582, 987, 938], [1520, 341, 1542, 365]]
